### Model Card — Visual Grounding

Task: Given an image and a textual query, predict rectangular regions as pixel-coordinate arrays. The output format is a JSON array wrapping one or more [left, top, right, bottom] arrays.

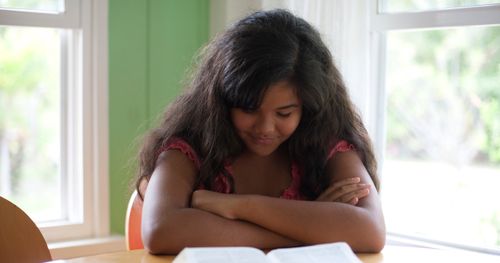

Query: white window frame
[[369, 1, 500, 254], [0, 0, 109, 242]]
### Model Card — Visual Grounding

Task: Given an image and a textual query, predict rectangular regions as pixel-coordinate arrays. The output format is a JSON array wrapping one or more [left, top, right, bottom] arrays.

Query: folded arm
[[192, 151, 386, 253], [141, 150, 301, 254]]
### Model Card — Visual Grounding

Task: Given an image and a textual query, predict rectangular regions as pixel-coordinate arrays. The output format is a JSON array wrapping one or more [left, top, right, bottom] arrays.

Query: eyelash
[[239, 109, 292, 117], [277, 112, 292, 118]]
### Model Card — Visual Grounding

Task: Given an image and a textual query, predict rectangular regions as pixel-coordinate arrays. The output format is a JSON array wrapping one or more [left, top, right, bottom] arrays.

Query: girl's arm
[[192, 151, 386, 253], [141, 150, 301, 254]]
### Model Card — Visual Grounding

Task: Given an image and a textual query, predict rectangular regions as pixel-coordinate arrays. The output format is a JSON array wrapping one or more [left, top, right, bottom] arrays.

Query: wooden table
[[50, 245, 500, 263]]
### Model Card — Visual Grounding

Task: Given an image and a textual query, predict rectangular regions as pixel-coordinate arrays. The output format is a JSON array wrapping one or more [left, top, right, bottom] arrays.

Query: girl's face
[[231, 80, 302, 157]]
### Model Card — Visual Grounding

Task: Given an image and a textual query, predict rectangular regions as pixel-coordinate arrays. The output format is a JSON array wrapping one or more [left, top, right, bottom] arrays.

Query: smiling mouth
[[250, 135, 275, 145]]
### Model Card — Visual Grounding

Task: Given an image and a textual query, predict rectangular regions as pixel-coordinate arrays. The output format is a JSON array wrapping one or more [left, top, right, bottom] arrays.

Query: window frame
[[0, 0, 109, 242], [369, 1, 500, 254]]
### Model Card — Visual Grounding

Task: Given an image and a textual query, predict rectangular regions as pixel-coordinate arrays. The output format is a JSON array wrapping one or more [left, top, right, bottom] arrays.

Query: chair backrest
[[125, 190, 144, 250], [0, 195, 52, 263]]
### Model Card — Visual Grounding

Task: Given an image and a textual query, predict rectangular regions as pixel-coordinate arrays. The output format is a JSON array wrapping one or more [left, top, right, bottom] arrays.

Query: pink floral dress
[[157, 138, 354, 200]]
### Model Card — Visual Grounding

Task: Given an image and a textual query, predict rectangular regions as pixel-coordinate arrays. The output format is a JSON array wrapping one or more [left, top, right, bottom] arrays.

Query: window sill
[[48, 235, 126, 260], [387, 233, 500, 255]]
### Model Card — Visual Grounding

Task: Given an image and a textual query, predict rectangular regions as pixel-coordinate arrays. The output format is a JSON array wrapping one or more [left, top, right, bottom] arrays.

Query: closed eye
[[277, 112, 292, 117]]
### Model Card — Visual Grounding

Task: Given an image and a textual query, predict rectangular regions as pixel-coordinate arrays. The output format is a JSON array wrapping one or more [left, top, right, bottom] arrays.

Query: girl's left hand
[[316, 177, 371, 205], [191, 190, 240, 220]]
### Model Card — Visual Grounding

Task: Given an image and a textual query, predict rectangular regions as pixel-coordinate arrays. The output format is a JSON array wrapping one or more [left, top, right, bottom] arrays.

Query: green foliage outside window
[[386, 26, 500, 165]]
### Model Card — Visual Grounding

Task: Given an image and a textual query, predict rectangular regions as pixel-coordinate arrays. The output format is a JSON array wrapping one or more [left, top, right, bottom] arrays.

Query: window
[[382, 0, 500, 12], [0, 0, 63, 12], [370, 1, 500, 253], [0, 0, 108, 242]]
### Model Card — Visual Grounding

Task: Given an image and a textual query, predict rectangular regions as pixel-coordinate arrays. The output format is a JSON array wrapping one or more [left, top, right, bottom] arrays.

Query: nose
[[254, 114, 275, 136]]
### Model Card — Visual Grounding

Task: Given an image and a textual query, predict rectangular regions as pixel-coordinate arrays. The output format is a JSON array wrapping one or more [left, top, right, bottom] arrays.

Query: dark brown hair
[[136, 9, 379, 200]]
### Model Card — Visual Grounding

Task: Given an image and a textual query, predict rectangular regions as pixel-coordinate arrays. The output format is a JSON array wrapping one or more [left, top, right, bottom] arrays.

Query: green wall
[[109, 0, 209, 234]]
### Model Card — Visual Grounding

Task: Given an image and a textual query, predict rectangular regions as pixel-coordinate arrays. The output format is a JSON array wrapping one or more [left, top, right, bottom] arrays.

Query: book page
[[266, 242, 362, 263], [173, 247, 269, 263]]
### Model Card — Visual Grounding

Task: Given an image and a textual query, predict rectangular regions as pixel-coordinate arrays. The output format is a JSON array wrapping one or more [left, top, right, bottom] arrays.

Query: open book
[[173, 242, 362, 263]]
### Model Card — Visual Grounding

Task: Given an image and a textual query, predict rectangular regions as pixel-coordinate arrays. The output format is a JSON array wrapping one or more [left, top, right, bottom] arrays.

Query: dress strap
[[157, 138, 201, 169], [327, 140, 355, 160]]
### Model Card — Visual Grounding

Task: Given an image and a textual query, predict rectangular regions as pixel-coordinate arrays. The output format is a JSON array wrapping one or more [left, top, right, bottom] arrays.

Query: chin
[[253, 150, 275, 157], [247, 145, 279, 156]]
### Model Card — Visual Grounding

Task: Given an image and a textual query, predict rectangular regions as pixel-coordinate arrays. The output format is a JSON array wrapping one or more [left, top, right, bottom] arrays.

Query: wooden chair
[[125, 190, 144, 250], [0, 195, 52, 263]]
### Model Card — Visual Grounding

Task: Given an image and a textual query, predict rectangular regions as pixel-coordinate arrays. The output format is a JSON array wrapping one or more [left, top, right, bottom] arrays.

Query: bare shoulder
[[145, 149, 199, 209], [326, 150, 374, 187], [155, 149, 198, 179]]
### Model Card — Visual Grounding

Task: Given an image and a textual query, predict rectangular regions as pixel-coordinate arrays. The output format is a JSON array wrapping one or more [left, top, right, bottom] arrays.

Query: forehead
[[259, 80, 301, 108]]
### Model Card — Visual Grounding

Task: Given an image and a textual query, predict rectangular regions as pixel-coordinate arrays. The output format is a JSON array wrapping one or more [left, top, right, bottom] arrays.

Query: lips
[[250, 135, 275, 146]]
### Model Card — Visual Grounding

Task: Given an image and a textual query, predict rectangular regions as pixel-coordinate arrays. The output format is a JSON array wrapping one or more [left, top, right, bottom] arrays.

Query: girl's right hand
[[191, 189, 239, 220], [316, 177, 370, 205]]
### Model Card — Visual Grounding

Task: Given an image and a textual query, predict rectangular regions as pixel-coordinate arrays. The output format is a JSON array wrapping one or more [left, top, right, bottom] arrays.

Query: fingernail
[[359, 189, 369, 194]]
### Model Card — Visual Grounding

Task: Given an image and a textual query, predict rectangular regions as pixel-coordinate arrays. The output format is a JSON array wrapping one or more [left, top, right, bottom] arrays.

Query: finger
[[317, 178, 361, 201], [337, 188, 370, 203], [320, 183, 368, 202], [355, 187, 371, 200], [329, 184, 369, 201], [348, 197, 359, 205], [340, 188, 370, 203], [327, 177, 363, 198], [332, 177, 361, 189], [318, 184, 368, 202]]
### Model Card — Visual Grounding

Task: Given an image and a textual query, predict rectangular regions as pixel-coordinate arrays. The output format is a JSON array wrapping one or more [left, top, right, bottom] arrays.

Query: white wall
[[210, 0, 264, 37]]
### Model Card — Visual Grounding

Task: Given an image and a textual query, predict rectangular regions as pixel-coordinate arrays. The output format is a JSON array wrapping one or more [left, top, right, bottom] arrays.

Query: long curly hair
[[136, 9, 379, 200]]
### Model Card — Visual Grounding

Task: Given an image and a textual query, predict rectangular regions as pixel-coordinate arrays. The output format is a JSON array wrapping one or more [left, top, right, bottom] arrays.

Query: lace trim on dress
[[327, 140, 355, 160], [158, 138, 231, 193], [157, 138, 201, 169], [280, 162, 303, 200]]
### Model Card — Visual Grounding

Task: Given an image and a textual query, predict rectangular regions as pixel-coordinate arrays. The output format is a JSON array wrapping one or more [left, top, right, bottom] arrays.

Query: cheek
[[231, 112, 253, 132], [279, 115, 301, 136]]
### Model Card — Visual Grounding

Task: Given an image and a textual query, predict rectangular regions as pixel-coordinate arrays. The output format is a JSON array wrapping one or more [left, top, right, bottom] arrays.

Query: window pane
[[382, 26, 500, 249], [0, 0, 63, 13], [381, 0, 500, 13], [0, 26, 62, 222]]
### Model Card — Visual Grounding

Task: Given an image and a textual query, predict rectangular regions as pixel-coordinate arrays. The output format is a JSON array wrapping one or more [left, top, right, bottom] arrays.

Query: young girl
[[136, 9, 385, 254]]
